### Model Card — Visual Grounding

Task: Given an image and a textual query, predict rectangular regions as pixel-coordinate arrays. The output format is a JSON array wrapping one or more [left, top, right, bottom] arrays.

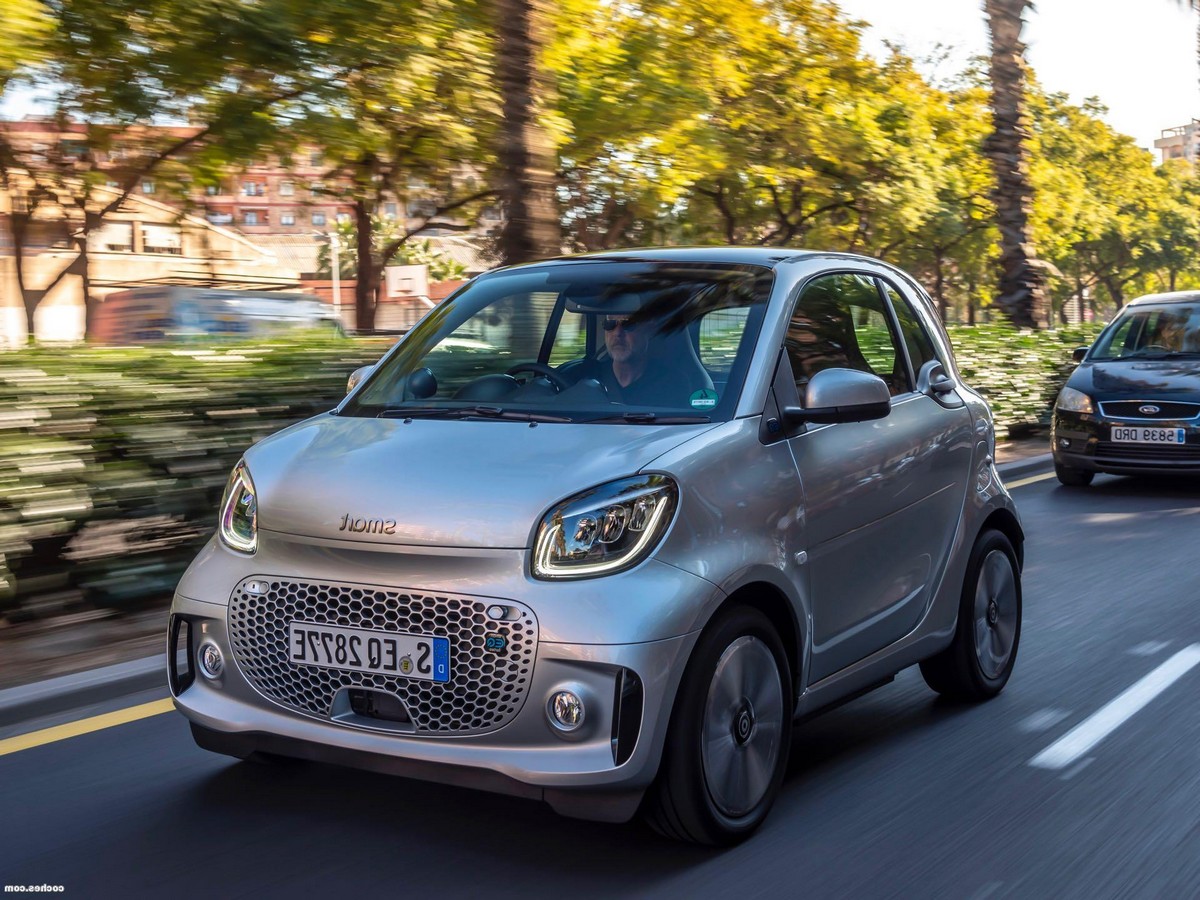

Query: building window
[[106, 180, 120, 189], [280, 181, 294, 196], [309, 151, 322, 167], [384, 202, 398, 218], [312, 212, 327, 226], [309, 181, 325, 195], [244, 211, 259, 225], [335, 212, 351, 224], [142, 181, 155, 195], [280, 212, 295, 226], [205, 184, 219, 196], [242, 182, 264, 197]]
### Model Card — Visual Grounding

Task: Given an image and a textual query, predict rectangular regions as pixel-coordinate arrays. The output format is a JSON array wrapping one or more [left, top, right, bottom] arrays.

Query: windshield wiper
[[378, 406, 573, 423], [582, 412, 712, 424]]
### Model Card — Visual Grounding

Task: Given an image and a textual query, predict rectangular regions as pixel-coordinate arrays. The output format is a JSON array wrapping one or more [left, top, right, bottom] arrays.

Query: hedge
[[0, 323, 1103, 623]]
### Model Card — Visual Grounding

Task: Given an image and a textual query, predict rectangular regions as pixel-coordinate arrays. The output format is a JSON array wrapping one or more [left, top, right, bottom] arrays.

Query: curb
[[0, 654, 167, 728], [996, 452, 1053, 481]]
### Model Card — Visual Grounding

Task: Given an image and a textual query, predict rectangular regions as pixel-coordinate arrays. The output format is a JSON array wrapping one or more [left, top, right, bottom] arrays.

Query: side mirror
[[781, 368, 891, 426], [1072, 347, 1088, 362], [347, 365, 374, 394], [916, 359, 956, 396]]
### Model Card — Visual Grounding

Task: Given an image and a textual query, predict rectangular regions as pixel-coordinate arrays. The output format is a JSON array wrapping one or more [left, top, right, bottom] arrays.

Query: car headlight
[[219, 461, 258, 553], [1056, 386, 1094, 415], [533, 475, 677, 579]]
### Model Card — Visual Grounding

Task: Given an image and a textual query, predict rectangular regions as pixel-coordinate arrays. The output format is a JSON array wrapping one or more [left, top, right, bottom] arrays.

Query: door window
[[881, 280, 939, 384], [787, 273, 908, 396]]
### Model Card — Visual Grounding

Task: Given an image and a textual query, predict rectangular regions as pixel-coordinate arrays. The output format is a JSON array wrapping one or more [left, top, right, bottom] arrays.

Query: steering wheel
[[1143, 344, 1168, 352], [505, 362, 571, 391]]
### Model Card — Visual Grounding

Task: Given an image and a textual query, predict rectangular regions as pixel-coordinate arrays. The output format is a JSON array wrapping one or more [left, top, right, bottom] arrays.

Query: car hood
[[1070, 358, 1200, 401], [244, 414, 717, 548]]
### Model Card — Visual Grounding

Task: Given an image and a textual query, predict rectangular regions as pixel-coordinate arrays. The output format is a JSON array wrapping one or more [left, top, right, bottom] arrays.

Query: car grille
[[1098, 400, 1200, 420], [228, 577, 538, 735], [1095, 442, 1200, 462]]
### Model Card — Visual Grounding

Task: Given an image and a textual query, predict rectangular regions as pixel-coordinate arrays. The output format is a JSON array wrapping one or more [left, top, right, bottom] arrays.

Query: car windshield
[[341, 261, 774, 423], [1091, 303, 1200, 359]]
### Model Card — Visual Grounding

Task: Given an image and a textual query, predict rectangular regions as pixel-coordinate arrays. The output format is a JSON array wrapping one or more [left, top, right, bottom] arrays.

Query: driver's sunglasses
[[603, 317, 638, 332]]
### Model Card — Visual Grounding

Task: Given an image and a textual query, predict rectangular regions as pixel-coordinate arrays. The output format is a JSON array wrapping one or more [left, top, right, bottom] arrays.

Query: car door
[[783, 271, 973, 683]]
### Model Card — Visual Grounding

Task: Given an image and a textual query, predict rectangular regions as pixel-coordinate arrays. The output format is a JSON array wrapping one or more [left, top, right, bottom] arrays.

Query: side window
[[699, 307, 750, 380], [881, 280, 939, 385], [787, 273, 907, 396]]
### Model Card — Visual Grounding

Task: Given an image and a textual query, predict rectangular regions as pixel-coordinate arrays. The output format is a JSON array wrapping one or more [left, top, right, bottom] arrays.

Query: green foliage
[[948, 323, 1107, 433], [317, 217, 468, 281], [0, 336, 393, 620]]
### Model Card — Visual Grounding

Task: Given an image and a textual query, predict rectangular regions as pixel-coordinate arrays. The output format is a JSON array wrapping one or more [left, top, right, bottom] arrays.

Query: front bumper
[[1052, 410, 1200, 475], [170, 593, 699, 823]]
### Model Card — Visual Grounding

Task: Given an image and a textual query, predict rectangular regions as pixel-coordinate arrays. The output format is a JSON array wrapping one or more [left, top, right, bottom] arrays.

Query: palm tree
[[983, 0, 1048, 328], [494, 0, 561, 264]]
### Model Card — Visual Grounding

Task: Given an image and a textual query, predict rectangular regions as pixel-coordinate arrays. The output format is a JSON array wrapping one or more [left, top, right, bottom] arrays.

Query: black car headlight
[[533, 475, 677, 579], [219, 461, 258, 553]]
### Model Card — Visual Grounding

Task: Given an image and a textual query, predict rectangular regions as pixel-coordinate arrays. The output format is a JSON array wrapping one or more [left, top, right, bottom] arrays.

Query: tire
[[644, 606, 792, 846], [1055, 462, 1094, 487], [921, 530, 1022, 701]]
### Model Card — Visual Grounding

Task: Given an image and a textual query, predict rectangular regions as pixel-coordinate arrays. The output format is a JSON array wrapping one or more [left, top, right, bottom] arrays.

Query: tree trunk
[[353, 199, 376, 332], [933, 251, 948, 323], [984, 0, 1048, 329], [494, 0, 560, 264]]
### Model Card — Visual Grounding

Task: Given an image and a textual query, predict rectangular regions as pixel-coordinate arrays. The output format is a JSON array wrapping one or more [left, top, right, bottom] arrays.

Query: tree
[[983, 0, 1049, 328], [494, 0, 561, 263], [1, 0, 384, 340], [300, 1, 499, 330]]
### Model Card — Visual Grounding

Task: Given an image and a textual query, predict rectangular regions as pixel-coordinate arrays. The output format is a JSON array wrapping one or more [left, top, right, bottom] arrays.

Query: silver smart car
[[170, 248, 1023, 845]]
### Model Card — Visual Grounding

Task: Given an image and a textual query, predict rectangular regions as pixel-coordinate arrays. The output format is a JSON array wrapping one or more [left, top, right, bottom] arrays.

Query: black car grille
[[228, 577, 538, 735], [1098, 400, 1200, 420], [1095, 441, 1200, 462]]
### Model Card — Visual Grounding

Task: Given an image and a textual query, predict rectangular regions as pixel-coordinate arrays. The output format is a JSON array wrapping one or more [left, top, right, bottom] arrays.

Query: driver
[[595, 312, 697, 406]]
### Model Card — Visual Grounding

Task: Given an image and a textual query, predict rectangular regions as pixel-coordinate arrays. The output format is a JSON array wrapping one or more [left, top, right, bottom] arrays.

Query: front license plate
[[289, 622, 450, 683], [1110, 426, 1186, 445]]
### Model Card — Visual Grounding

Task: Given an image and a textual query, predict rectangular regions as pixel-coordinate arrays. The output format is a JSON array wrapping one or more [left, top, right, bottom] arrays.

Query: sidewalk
[[0, 434, 1054, 708]]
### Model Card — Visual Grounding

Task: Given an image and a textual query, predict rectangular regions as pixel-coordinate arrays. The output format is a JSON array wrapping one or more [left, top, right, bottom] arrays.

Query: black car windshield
[[341, 261, 774, 423], [1091, 303, 1200, 360]]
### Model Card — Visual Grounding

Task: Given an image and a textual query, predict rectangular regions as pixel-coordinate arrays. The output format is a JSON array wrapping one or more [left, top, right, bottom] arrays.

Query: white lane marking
[[1129, 640, 1170, 657], [1017, 708, 1070, 733], [1030, 644, 1200, 770]]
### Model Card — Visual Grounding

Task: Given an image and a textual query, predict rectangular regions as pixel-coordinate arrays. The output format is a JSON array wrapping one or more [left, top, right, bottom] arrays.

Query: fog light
[[198, 642, 224, 680], [548, 690, 585, 731], [1059, 437, 1072, 449]]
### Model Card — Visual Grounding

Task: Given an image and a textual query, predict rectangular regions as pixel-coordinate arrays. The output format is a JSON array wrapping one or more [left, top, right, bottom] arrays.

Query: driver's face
[[604, 315, 649, 365]]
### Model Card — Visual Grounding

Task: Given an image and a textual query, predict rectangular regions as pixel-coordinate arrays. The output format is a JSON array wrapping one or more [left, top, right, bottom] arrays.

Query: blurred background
[[0, 0, 1194, 680]]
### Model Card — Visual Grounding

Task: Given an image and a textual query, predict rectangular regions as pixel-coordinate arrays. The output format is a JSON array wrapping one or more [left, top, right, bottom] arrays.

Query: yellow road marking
[[0, 698, 174, 757], [1005, 471, 1057, 489]]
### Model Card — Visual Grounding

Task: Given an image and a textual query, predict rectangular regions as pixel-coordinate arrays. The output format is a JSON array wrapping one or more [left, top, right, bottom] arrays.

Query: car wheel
[[920, 529, 1021, 701], [1054, 462, 1094, 487], [645, 606, 792, 845]]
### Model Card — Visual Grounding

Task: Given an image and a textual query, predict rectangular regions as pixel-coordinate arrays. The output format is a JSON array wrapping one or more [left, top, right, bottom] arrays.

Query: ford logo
[[1139, 404, 1161, 415]]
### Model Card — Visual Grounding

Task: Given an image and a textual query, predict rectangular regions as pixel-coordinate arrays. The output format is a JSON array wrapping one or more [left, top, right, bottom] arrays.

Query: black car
[[1053, 291, 1200, 486]]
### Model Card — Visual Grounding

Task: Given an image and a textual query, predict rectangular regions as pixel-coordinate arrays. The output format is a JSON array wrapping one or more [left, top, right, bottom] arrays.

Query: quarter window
[[787, 273, 908, 396]]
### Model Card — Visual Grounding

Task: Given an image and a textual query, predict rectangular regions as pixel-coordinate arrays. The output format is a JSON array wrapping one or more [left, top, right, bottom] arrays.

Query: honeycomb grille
[[227, 577, 538, 735]]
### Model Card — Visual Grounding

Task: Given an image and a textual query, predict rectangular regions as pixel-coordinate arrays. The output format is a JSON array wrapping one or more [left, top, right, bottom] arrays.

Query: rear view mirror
[[781, 368, 891, 426], [1072, 347, 1088, 362]]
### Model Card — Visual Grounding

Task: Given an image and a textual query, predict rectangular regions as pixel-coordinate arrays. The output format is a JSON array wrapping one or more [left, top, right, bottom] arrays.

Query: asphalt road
[[3, 471, 1200, 899]]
